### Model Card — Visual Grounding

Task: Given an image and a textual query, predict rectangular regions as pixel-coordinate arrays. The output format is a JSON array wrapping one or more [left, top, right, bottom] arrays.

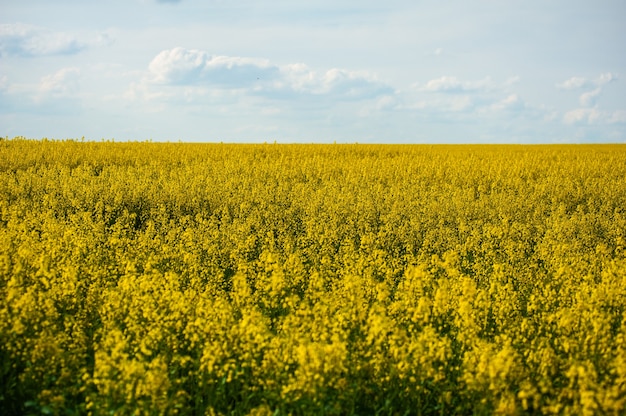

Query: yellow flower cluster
[[1, 137, 625, 414]]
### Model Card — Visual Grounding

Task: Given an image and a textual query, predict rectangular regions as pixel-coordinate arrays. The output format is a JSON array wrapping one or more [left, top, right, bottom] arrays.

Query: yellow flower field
[[1, 138, 625, 415]]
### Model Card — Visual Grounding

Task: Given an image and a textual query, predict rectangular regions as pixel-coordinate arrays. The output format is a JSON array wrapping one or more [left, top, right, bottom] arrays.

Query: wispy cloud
[[556, 76, 588, 90], [557, 73, 616, 90], [399, 76, 524, 116], [579, 88, 601, 107], [607, 111, 626, 124], [0, 23, 112, 58], [0, 67, 84, 117], [416, 76, 496, 93], [563, 108, 601, 124], [558, 72, 622, 125], [278, 64, 391, 98], [563, 108, 626, 125], [489, 94, 524, 112], [596, 73, 617, 86], [39, 67, 81, 96], [557, 72, 618, 107]]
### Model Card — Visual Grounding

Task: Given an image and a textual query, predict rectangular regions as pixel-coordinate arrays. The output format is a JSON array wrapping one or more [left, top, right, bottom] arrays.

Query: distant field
[[1, 138, 625, 415]]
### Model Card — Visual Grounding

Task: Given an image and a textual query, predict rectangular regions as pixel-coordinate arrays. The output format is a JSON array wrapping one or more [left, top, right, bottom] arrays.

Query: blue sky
[[1, 0, 625, 143]]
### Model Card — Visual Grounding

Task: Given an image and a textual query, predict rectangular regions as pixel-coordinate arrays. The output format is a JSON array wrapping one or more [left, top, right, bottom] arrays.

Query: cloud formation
[[556, 77, 588, 90], [562, 108, 626, 125], [279, 65, 391, 98], [579, 88, 601, 107], [556, 72, 618, 104], [145, 47, 391, 100], [397, 75, 527, 118], [557, 73, 617, 97], [39, 67, 81, 95], [563, 108, 601, 124], [0, 67, 83, 117], [490, 94, 524, 112], [417, 76, 496, 93], [149, 48, 279, 86], [558, 72, 622, 125], [0, 23, 110, 57]]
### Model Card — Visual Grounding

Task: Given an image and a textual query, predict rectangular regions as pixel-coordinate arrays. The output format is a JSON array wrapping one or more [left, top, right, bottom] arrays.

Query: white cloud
[[596, 72, 617, 86], [504, 76, 521, 86], [557, 72, 617, 90], [556, 76, 588, 90], [0, 23, 111, 57], [148, 47, 279, 86], [401, 76, 528, 118], [420, 76, 462, 92], [563, 108, 604, 124], [374, 95, 398, 111], [490, 94, 524, 111], [282, 66, 390, 98], [144, 47, 391, 100], [559, 72, 620, 121], [40, 68, 81, 95], [607, 111, 626, 124], [579, 88, 601, 107], [0, 67, 84, 117], [418, 76, 495, 93]]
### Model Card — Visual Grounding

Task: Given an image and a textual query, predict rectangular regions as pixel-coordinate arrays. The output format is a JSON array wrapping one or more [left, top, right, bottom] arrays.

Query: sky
[[1, 0, 625, 143]]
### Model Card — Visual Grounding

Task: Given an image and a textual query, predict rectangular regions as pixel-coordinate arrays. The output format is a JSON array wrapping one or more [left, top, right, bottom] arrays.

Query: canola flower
[[0, 137, 625, 415]]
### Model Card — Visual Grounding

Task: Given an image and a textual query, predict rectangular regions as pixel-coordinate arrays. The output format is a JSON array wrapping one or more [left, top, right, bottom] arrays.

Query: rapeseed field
[[1, 138, 625, 415]]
